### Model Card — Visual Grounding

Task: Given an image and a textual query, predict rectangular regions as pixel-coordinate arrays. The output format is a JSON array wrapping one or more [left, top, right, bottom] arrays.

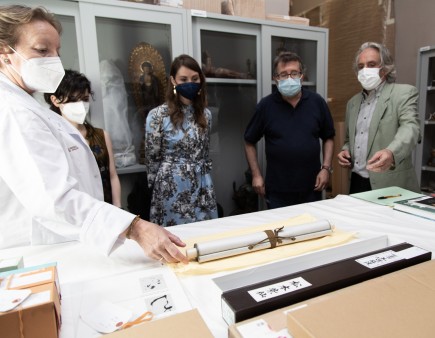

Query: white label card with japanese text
[[248, 277, 312, 302], [355, 250, 403, 269]]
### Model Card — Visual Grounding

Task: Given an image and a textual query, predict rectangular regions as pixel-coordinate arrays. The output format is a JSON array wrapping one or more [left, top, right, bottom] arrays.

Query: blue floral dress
[[145, 103, 218, 226]]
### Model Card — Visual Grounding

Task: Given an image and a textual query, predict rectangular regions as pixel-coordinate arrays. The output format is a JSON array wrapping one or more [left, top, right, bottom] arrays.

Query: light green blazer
[[343, 82, 420, 192]]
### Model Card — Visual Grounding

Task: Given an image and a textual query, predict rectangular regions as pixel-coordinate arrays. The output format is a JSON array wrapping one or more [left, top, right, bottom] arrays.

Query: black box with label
[[221, 242, 431, 325]]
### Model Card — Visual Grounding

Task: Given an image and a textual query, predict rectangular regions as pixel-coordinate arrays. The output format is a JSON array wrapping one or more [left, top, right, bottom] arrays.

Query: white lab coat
[[0, 73, 134, 255]]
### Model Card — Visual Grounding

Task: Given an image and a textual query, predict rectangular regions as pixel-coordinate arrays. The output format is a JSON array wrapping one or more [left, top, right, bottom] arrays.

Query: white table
[[1, 195, 434, 337]]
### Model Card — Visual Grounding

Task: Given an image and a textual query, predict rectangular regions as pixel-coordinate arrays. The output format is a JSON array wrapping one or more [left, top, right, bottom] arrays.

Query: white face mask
[[277, 78, 302, 97], [357, 67, 383, 91], [8, 45, 65, 93], [61, 101, 90, 124]]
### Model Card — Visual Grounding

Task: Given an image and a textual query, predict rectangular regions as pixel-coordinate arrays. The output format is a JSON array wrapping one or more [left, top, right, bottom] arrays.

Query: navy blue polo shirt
[[244, 88, 335, 193]]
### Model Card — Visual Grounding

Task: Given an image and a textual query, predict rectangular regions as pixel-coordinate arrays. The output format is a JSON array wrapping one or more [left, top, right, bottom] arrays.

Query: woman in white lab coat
[[0, 5, 187, 263]]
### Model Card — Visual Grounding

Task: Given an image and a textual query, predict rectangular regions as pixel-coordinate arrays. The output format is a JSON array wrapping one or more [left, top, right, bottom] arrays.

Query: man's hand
[[366, 149, 395, 172], [337, 150, 352, 168], [314, 169, 329, 191], [129, 219, 188, 264], [252, 175, 265, 197]]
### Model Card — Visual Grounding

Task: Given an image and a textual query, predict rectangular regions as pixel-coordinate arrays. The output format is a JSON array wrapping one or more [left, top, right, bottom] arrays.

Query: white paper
[[80, 300, 132, 334], [191, 9, 207, 17], [355, 250, 403, 268], [60, 266, 192, 338], [0, 289, 31, 312], [248, 277, 312, 302]]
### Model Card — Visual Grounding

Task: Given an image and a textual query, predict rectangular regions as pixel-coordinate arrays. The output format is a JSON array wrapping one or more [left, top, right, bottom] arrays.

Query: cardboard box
[[183, 0, 265, 19], [221, 243, 430, 325], [182, 0, 221, 13], [265, 14, 309, 26], [0, 263, 61, 338], [105, 309, 214, 338], [286, 259, 435, 338], [0, 282, 61, 338], [331, 121, 349, 196], [229, 257, 435, 338]]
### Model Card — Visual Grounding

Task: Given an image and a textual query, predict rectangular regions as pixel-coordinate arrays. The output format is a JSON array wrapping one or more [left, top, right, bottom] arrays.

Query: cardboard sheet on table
[[169, 214, 356, 276]]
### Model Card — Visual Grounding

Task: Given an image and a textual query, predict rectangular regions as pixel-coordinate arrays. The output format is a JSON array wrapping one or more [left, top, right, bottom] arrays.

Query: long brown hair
[[166, 54, 208, 131]]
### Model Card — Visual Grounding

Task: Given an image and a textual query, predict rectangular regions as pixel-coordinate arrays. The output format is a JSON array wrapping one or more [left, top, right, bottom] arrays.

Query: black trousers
[[349, 172, 372, 194]]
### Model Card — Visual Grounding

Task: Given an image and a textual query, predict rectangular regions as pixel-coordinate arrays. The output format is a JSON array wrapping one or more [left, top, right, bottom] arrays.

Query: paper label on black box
[[355, 250, 403, 268], [396, 246, 428, 259], [248, 277, 312, 302]]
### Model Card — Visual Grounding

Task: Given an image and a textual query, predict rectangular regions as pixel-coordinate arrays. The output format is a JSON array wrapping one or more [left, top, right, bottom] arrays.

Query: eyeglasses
[[275, 71, 302, 80]]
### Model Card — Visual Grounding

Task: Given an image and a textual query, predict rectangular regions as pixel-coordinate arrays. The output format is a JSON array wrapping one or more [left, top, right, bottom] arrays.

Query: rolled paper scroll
[[186, 219, 334, 263]]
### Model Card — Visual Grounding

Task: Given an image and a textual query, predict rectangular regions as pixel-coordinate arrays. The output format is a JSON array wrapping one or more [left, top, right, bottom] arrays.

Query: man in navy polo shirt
[[244, 52, 335, 209]]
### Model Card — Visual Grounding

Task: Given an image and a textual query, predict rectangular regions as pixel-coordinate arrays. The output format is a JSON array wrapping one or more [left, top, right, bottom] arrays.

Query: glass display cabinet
[[191, 14, 261, 216], [19, 0, 329, 213], [191, 13, 328, 215], [74, 0, 187, 209], [416, 46, 435, 193], [77, 0, 187, 173], [261, 25, 328, 96]]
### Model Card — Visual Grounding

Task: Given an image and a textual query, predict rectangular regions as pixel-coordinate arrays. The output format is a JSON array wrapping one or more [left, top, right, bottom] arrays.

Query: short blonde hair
[[0, 5, 61, 52]]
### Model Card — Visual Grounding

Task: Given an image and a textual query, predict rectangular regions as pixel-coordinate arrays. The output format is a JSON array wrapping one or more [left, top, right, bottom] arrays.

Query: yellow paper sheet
[[169, 214, 356, 276]]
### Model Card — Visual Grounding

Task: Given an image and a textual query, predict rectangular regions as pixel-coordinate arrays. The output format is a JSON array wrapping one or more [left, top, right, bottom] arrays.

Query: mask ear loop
[[4, 45, 26, 78], [7, 45, 26, 61]]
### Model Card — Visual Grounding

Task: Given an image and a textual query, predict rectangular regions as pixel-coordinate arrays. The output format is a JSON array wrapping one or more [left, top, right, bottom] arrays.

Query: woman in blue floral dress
[[145, 54, 218, 226]]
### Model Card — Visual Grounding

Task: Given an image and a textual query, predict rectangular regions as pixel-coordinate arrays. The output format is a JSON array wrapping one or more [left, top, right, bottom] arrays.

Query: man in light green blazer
[[337, 42, 420, 193]]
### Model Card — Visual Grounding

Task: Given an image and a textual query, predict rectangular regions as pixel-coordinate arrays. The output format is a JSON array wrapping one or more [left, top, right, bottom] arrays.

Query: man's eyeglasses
[[275, 71, 302, 80]]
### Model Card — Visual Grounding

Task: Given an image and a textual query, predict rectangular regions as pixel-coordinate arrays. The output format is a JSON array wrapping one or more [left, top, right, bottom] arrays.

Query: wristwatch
[[320, 165, 333, 174]]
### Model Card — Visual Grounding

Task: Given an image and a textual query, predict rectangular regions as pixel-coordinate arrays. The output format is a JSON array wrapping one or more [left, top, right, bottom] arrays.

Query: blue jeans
[[265, 190, 322, 209]]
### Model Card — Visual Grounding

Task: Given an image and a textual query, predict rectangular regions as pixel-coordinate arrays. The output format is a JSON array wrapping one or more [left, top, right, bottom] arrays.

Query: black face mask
[[175, 82, 201, 100]]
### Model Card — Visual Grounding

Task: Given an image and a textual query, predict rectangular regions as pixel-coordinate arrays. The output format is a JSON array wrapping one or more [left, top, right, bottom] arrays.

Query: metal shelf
[[422, 166, 435, 172], [206, 78, 257, 84]]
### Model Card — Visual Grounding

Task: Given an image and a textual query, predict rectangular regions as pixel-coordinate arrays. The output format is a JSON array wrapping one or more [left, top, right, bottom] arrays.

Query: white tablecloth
[[2, 195, 434, 337]]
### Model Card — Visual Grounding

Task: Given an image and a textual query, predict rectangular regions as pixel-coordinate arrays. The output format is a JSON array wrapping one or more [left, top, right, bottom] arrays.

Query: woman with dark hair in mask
[[145, 54, 218, 226], [44, 69, 121, 207], [0, 4, 187, 264]]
